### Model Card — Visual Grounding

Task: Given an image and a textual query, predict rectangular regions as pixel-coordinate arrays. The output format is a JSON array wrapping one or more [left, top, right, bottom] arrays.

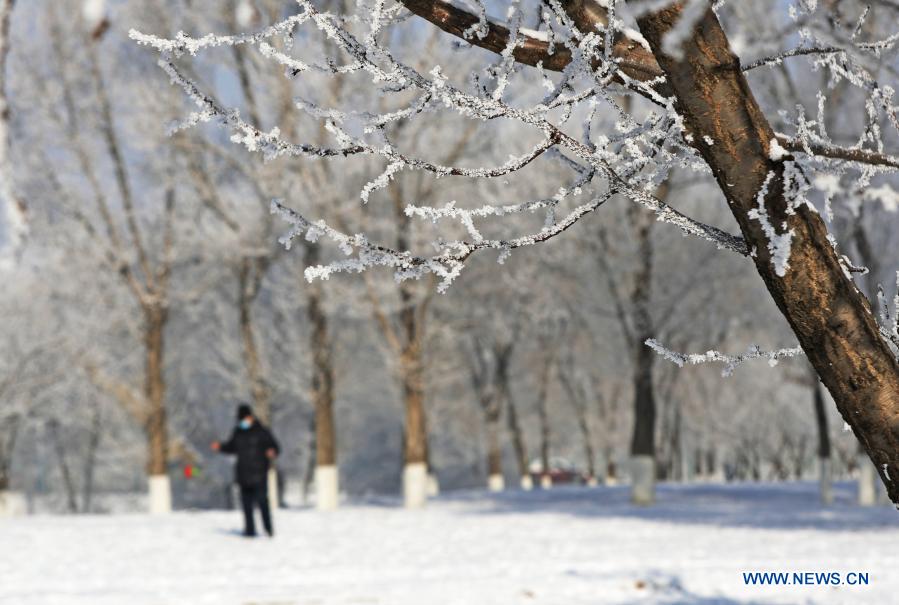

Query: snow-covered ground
[[1, 481, 897, 605]]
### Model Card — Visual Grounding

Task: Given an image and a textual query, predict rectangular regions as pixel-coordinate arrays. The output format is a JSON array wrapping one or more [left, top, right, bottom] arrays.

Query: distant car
[[528, 457, 589, 486]]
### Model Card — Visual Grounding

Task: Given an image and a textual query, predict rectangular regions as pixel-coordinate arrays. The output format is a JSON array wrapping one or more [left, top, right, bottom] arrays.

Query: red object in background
[[183, 465, 195, 479]]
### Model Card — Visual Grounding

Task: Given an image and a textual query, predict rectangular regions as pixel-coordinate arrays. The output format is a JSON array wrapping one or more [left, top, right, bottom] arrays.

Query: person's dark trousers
[[239, 483, 273, 537]]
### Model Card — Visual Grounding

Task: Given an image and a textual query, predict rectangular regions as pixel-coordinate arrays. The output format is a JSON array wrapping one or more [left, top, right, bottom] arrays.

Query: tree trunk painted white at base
[[427, 473, 440, 497], [630, 456, 655, 505], [267, 468, 279, 509], [488, 474, 504, 492], [0, 490, 25, 517], [540, 474, 552, 489], [315, 465, 339, 511], [604, 475, 618, 486], [147, 474, 172, 514], [586, 476, 599, 487], [819, 457, 833, 505], [403, 463, 427, 509], [858, 454, 877, 506], [520, 475, 533, 490]]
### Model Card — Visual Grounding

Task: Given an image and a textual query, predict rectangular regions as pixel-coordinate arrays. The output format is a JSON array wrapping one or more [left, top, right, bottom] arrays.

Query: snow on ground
[[1, 481, 897, 605]]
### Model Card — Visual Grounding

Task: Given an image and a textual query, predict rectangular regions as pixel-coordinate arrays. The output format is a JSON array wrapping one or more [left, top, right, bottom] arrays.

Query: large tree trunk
[[637, 4, 899, 505], [306, 242, 339, 511], [144, 306, 171, 514], [629, 207, 656, 505]]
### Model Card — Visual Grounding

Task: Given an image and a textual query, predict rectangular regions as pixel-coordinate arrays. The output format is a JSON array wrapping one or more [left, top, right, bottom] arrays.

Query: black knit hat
[[236, 403, 253, 421]]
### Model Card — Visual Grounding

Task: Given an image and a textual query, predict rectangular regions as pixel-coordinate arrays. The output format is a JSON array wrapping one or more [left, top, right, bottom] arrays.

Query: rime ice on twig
[[645, 338, 805, 377], [748, 171, 794, 277]]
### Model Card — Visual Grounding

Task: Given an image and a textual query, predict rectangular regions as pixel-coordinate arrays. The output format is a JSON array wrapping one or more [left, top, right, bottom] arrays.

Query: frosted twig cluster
[[130, 0, 758, 289]]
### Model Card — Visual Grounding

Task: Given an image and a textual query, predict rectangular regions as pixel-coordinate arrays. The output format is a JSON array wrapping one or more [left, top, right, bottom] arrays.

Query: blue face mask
[[239, 419, 252, 430]]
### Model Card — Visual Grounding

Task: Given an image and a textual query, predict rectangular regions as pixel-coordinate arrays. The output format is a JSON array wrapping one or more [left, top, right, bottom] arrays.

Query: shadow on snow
[[435, 480, 898, 532]]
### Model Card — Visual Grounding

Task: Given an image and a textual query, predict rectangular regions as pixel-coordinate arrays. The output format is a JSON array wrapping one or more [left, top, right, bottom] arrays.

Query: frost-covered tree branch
[[645, 338, 805, 378]]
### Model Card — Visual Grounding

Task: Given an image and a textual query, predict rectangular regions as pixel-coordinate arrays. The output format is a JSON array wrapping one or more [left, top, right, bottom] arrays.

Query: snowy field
[[1, 482, 897, 605]]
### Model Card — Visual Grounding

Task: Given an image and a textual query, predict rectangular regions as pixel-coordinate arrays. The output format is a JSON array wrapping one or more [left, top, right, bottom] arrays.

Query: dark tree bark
[[635, 4, 899, 503]]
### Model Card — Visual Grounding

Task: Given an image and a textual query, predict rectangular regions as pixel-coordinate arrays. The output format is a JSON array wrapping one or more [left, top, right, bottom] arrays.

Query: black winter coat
[[219, 422, 280, 486]]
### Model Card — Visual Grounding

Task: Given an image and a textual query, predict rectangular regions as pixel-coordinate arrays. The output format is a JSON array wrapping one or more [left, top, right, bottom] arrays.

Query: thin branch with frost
[[129, 11, 311, 57], [272, 184, 616, 291], [156, 58, 365, 160], [645, 338, 805, 377], [741, 27, 899, 72], [777, 134, 899, 171]]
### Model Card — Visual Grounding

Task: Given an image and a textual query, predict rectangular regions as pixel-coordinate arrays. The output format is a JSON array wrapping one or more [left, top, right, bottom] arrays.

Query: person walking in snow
[[212, 403, 280, 537]]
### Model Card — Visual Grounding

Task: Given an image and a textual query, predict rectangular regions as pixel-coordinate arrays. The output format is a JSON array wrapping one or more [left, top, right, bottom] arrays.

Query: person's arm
[[212, 429, 237, 454]]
